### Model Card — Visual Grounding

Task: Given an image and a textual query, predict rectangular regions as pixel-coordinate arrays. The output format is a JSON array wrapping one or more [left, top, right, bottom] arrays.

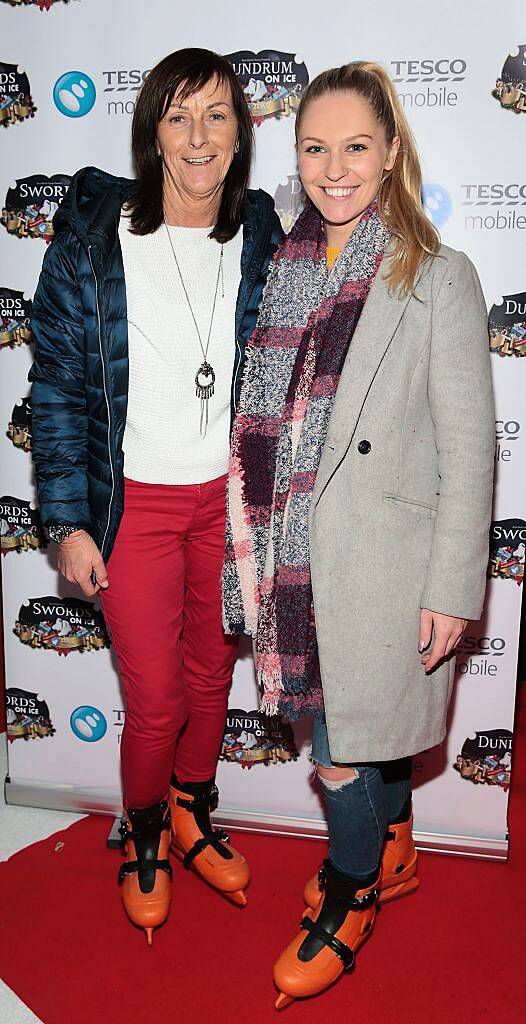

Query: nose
[[325, 150, 347, 182], [188, 116, 208, 149]]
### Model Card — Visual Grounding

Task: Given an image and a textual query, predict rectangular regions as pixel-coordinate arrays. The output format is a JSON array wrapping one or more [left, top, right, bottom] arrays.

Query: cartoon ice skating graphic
[[0, 495, 45, 554], [220, 708, 298, 768], [490, 542, 525, 584], [0, 62, 36, 128], [0, 289, 33, 349], [492, 45, 526, 114], [15, 596, 110, 654], [1, 175, 71, 242], [488, 292, 526, 358], [6, 688, 55, 741], [7, 396, 32, 451], [2, 1, 76, 10], [226, 51, 309, 125], [488, 519, 526, 586], [454, 730, 512, 790]]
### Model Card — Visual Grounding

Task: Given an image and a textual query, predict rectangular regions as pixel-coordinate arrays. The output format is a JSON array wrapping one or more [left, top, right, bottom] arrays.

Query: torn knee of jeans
[[316, 768, 360, 791]]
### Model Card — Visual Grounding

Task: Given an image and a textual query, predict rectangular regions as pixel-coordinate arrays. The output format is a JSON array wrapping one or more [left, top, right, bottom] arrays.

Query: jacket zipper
[[88, 244, 115, 559], [233, 328, 243, 416]]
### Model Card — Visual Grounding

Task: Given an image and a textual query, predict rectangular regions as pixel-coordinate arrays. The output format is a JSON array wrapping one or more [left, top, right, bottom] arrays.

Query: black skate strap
[[118, 812, 171, 844], [182, 829, 231, 869], [300, 916, 355, 970], [118, 859, 172, 884], [176, 785, 219, 814]]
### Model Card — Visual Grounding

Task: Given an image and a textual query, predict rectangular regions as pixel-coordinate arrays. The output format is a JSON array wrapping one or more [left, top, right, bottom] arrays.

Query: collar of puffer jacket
[[52, 166, 135, 261]]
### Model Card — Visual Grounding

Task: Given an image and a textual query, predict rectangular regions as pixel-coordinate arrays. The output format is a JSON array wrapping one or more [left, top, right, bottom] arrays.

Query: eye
[[209, 111, 226, 121], [347, 143, 366, 152], [305, 145, 325, 154], [169, 114, 185, 124]]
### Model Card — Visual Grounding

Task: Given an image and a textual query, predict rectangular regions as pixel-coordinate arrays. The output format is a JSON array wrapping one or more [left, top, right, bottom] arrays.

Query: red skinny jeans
[[100, 475, 237, 809]]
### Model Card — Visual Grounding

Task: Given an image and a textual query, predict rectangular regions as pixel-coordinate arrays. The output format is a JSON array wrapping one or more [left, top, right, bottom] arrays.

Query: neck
[[324, 214, 362, 249], [162, 175, 221, 228]]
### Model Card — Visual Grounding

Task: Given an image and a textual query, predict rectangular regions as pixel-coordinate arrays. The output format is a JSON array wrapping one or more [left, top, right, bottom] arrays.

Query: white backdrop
[[1, 0, 524, 858]]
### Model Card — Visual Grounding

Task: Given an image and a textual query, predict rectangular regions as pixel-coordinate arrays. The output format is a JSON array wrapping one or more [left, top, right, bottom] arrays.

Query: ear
[[384, 135, 400, 172]]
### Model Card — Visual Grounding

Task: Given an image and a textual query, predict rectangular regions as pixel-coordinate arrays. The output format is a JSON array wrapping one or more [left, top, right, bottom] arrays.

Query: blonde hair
[[295, 61, 440, 295]]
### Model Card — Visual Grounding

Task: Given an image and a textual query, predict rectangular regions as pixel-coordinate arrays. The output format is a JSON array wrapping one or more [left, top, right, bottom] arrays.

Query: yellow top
[[327, 246, 342, 269]]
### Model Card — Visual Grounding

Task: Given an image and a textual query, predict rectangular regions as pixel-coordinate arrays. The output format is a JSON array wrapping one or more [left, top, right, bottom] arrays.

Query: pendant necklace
[[164, 221, 224, 438]]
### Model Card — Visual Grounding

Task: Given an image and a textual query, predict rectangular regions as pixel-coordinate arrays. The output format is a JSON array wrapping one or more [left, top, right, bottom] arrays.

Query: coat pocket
[[383, 493, 438, 518]]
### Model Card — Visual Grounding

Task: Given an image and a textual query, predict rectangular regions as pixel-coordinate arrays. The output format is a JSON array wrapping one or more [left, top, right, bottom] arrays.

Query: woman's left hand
[[419, 608, 467, 673]]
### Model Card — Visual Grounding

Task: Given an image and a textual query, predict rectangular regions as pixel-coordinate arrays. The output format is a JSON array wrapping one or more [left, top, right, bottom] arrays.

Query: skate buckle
[[349, 888, 378, 911]]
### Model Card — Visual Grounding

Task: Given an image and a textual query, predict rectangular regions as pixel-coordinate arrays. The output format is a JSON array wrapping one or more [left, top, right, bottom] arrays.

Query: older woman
[[223, 61, 494, 1006], [30, 47, 282, 944]]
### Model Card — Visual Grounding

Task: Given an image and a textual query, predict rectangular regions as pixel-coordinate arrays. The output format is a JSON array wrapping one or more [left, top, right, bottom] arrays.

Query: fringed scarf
[[223, 199, 389, 719]]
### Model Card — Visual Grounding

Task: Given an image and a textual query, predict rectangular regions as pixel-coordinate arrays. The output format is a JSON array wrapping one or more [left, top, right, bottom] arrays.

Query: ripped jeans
[[311, 716, 413, 881]]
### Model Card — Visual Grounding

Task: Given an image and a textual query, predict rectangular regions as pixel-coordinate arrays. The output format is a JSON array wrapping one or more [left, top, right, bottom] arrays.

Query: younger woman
[[223, 62, 494, 1006]]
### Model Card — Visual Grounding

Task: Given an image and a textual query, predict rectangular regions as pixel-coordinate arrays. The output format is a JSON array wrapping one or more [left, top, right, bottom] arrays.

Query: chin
[[183, 180, 221, 197], [323, 199, 373, 224], [322, 208, 359, 226]]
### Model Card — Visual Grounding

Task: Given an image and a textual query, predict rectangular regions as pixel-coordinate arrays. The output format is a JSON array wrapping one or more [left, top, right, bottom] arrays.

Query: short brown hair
[[127, 48, 253, 242], [296, 62, 440, 295]]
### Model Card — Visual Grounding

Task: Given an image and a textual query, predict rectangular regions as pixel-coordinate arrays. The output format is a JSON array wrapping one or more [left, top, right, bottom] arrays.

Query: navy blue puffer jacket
[[29, 166, 282, 562]]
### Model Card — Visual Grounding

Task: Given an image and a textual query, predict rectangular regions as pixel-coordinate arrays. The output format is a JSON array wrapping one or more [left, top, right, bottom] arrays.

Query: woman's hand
[[57, 530, 109, 597], [419, 608, 467, 673]]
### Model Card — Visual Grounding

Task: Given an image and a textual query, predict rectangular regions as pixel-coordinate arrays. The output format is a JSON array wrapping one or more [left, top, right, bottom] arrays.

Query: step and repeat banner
[[1, 0, 524, 857]]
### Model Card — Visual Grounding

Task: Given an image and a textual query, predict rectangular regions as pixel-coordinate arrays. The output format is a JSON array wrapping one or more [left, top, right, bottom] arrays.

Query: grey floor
[[0, 731, 84, 1024]]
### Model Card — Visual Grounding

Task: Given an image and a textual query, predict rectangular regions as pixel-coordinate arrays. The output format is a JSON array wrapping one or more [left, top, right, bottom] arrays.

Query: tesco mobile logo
[[70, 706, 107, 742], [53, 72, 96, 118], [422, 183, 452, 228]]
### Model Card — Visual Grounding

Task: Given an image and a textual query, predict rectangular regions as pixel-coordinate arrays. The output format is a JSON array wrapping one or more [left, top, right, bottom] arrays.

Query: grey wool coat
[[310, 244, 494, 763]]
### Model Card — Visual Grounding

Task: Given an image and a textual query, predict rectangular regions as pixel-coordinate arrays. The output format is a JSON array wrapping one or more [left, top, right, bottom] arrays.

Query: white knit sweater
[[119, 213, 242, 484]]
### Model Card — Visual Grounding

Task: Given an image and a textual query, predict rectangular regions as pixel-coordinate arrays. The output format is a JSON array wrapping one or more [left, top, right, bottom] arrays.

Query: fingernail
[[418, 642, 424, 653]]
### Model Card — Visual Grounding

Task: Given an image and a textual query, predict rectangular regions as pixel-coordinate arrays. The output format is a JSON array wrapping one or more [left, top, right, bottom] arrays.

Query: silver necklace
[[164, 221, 224, 438]]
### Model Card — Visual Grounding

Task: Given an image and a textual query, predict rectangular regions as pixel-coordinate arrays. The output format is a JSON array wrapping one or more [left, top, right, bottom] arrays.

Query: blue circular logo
[[422, 183, 452, 229], [70, 706, 107, 742], [53, 72, 96, 118]]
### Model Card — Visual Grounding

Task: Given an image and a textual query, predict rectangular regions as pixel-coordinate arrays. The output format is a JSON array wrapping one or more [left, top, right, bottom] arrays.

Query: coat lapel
[[312, 251, 422, 508]]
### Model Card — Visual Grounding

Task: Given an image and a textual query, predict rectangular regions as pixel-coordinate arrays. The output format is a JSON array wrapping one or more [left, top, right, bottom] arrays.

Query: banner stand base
[[107, 816, 123, 850], [4, 775, 509, 861]]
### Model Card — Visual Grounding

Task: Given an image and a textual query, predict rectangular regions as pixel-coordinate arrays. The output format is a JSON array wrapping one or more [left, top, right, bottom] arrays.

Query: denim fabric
[[311, 715, 412, 879]]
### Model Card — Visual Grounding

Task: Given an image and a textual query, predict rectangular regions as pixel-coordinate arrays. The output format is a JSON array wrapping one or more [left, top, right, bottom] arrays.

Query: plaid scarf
[[223, 200, 389, 719]]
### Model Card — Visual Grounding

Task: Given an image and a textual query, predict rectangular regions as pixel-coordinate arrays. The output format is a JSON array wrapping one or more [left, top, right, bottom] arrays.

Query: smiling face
[[297, 90, 400, 247], [156, 75, 239, 225]]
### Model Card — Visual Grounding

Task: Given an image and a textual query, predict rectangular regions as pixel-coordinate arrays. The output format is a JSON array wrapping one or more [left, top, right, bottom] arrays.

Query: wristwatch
[[46, 524, 82, 544]]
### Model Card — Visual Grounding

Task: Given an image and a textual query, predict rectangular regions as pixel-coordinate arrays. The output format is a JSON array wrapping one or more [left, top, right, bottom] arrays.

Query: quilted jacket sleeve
[[28, 234, 91, 530]]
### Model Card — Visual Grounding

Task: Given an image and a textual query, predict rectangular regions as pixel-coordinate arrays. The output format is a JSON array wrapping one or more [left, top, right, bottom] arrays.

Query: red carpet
[[1, 693, 525, 1024]]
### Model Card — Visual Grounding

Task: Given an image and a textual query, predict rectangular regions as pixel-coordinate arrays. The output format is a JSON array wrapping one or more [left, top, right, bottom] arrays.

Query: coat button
[[357, 439, 371, 455]]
